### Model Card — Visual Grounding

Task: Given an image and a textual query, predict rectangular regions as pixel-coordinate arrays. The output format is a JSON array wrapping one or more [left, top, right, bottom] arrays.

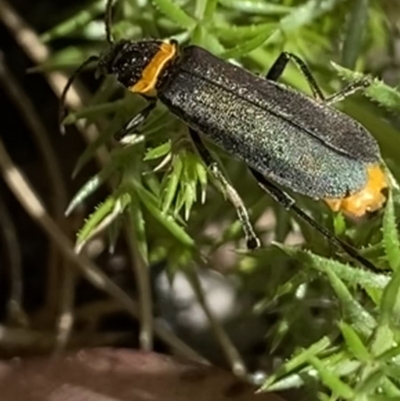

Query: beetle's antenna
[[59, 55, 99, 133], [105, 0, 115, 44]]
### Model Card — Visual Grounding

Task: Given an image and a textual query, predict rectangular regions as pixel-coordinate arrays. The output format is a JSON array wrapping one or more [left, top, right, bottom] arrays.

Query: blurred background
[[1, 1, 400, 400]]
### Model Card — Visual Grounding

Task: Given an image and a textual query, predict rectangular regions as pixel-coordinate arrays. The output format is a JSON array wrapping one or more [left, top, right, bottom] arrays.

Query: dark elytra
[[60, 2, 384, 271], [100, 41, 380, 200]]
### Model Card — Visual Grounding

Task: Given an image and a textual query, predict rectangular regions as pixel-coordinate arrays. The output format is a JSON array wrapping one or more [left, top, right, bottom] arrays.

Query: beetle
[[60, 0, 388, 271]]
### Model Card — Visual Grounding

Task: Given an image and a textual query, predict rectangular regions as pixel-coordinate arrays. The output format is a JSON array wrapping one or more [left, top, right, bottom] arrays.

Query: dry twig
[[0, 135, 207, 363]]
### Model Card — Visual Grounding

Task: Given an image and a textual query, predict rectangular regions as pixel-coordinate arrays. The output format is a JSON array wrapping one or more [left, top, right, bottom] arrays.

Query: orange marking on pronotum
[[324, 164, 388, 217], [130, 41, 177, 96]]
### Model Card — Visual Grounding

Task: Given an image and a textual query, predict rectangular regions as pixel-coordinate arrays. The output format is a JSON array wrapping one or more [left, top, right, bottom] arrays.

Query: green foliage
[[331, 63, 400, 111], [46, 0, 400, 398]]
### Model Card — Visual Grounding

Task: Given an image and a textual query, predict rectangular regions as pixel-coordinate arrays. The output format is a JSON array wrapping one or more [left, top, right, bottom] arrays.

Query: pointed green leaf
[[265, 373, 306, 392], [276, 244, 377, 336], [382, 192, 400, 271], [325, 266, 376, 337], [191, 25, 225, 54], [144, 140, 171, 161], [339, 321, 370, 361], [261, 336, 331, 390], [212, 23, 277, 41], [76, 197, 115, 247], [370, 324, 394, 358], [260, 0, 352, 47], [376, 342, 400, 362], [279, 0, 351, 32], [333, 213, 346, 237], [218, 0, 291, 15], [65, 165, 114, 216], [203, 0, 218, 21], [276, 245, 389, 290], [380, 265, 400, 326], [151, 0, 196, 30], [308, 356, 354, 399], [161, 156, 183, 213], [220, 27, 275, 59], [181, 154, 198, 219], [341, 0, 369, 69], [196, 160, 208, 204], [354, 369, 383, 395], [331, 62, 400, 111], [134, 183, 194, 247]]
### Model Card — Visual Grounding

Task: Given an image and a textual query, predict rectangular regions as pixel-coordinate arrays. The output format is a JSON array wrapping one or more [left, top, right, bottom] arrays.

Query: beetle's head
[[59, 0, 178, 127], [97, 39, 172, 89]]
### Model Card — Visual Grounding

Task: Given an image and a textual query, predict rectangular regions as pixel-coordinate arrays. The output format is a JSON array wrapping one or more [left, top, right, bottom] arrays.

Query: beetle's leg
[[266, 52, 325, 100], [189, 128, 260, 250], [114, 101, 157, 143], [268, 53, 372, 105], [249, 168, 379, 272], [325, 78, 372, 105]]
